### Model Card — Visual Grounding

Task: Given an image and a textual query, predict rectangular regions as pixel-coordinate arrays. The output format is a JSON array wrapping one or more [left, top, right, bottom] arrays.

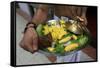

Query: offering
[[36, 18, 90, 56]]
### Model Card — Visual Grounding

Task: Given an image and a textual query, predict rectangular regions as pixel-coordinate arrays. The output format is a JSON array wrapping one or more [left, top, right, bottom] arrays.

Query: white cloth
[[56, 51, 81, 63]]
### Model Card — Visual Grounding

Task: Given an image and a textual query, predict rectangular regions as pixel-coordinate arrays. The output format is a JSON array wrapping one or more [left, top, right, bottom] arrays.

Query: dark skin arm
[[20, 5, 49, 53], [20, 5, 57, 62], [32, 5, 49, 25]]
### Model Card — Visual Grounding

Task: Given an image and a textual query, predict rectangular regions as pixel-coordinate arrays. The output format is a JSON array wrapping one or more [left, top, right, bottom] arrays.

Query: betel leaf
[[78, 34, 89, 46], [69, 40, 78, 44], [63, 33, 72, 38], [54, 43, 65, 54], [36, 24, 44, 36]]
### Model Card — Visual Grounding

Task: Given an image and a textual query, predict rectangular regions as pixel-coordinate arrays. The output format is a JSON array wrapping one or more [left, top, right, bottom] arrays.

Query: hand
[[76, 16, 87, 25], [20, 27, 38, 53]]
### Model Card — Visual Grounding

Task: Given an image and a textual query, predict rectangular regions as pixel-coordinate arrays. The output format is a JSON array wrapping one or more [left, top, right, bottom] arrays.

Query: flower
[[43, 25, 49, 35], [43, 24, 67, 41]]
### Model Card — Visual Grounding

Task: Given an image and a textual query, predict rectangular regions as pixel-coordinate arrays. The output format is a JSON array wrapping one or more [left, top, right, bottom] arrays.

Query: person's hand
[[76, 16, 87, 25], [20, 5, 49, 53], [20, 26, 38, 53]]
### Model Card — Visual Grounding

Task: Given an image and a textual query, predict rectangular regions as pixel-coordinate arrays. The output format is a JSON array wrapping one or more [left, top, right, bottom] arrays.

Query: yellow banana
[[59, 36, 71, 43], [72, 35, 77, 40], [47, 47, 55, 52], [64, 43, 79, 52]]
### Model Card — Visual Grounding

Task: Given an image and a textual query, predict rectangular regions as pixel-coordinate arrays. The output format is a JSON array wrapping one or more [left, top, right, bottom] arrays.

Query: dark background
[[86, 7, 97, 48]]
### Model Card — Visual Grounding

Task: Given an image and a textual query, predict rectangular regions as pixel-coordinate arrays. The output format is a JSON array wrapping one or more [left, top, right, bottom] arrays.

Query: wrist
[[24, 22, 37, 33], [27, 23, 34, 28]]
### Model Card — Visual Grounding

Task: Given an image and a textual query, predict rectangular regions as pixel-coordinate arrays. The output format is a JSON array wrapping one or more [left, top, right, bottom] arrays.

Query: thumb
[[32, 36, 38, 52]]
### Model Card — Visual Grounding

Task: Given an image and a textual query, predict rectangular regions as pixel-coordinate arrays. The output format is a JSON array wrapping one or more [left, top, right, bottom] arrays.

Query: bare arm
[[77, 7, 88, 25], [20, 5, 49, 53], [32, 5, 49, 25]]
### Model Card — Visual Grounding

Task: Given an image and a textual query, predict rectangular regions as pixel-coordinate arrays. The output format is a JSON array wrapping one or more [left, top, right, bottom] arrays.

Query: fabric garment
[[56, 51, 80, 62]]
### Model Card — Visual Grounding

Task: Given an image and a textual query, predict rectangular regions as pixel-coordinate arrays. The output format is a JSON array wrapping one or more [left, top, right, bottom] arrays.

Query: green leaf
[[36, 24, 44, 36], [78, 35, 89, 46], [54, 43, 64, 54], [63, 33, 72, 38]]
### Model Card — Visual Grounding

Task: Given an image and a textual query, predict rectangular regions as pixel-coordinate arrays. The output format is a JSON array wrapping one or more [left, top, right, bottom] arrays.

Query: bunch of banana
[[64, 43, 79, 52]]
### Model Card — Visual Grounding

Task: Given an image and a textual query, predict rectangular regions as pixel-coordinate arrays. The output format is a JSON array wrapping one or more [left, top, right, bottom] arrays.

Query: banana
[[64, 43, 79, 52], [47, 47, 55, 52], [59, 36, 71, 43]]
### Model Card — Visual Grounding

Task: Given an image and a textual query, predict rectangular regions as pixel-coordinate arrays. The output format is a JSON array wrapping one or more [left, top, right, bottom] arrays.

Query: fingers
[[20, 39, 38, 53], [20, 40, 34, 53], [76, 16, 87, 26], [19, 27, 38, 53], [32, 30, 38, 52], [32, 37, 38, 51], [76, 16, 84, 21], [83, 17, 88, 25]]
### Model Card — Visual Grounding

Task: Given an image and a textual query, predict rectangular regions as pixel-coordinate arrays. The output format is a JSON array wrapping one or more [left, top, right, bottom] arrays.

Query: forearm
[[76, 7, 87, 25], [81, 7, 88, 25], [32, 5, 49, 25]]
